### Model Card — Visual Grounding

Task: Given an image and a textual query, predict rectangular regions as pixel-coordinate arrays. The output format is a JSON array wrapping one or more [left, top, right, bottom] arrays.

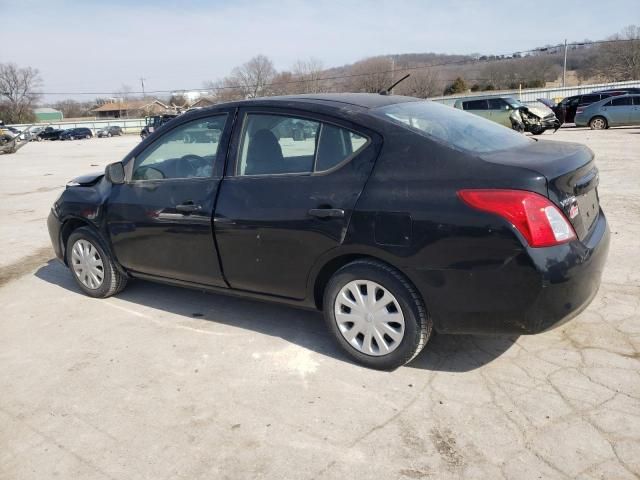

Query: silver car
[[575, 94, 640, 129]]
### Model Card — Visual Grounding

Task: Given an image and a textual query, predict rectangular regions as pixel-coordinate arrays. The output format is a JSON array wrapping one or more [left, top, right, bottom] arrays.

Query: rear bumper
[[411, 210, 610, 334]]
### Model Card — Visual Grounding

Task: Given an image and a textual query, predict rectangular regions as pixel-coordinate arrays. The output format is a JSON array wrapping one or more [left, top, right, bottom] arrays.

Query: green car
[[453, 96, 560, 135]]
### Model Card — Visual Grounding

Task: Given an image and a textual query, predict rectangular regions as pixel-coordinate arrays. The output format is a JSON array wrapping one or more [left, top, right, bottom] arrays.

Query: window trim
[[127, 112, 229, 184], [232, 110, 371, 179]]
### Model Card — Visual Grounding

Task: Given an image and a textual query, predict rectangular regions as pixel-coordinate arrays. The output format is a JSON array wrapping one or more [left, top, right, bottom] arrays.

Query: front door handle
[[176, 202, 202, 213], [308, 208, 345, 219]]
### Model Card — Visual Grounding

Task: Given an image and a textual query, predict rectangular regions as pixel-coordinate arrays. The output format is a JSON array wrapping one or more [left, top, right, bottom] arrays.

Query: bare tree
[[115, 84, 133, 101], [584, 25, 640, 81], [0, 63, 42, 124], [346, 57, 393, 93], [203, 78, 244, 103], [292, 57, 325, 93], [395, 68, 440, 98], [229, 55, 277, 98], [53, 99, 94, 119]]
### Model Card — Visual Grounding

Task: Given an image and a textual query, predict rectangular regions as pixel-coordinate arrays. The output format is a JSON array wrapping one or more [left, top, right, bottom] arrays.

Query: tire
[[85, 134, 91, 139], [107, 133, 112, 138], [66, 227, 128, 298], [589, 116, 607, 130], [531, 127, 546, 135], [323, 259, 432, 370]]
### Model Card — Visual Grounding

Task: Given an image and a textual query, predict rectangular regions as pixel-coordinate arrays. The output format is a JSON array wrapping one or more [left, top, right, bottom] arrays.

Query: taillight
[[458, 189, 576, 248], [576, 107, 584, 114]]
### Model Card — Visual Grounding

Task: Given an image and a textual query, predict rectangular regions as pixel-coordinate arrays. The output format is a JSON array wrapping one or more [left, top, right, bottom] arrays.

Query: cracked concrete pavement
[[1, 128, 639, 479]]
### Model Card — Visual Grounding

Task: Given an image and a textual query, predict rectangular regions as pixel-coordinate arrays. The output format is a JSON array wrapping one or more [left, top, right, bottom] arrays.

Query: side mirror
[[105, 162, 125, 184]]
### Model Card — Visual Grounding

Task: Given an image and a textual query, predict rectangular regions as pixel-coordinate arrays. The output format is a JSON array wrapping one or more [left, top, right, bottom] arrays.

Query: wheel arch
[[311, 252, 425, 312], [59, 217, 105, 265]]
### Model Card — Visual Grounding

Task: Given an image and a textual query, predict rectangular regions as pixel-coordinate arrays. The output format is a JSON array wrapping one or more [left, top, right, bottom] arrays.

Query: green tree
[[443, 77, 467, 95]]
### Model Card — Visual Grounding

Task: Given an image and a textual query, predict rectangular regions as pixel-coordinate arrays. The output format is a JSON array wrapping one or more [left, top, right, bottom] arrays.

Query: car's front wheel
[[66, 227, 127, 298], [589, 116, 608, 130], [323, 259, 432, 370]]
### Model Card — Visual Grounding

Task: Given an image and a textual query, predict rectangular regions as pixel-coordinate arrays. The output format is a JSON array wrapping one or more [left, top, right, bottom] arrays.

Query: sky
[[0, 0, 637, 101]]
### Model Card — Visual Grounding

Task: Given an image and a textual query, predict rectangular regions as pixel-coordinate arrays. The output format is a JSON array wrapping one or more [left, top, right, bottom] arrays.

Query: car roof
[[204, 93, 422, 110], [457, 95, 516, 102]]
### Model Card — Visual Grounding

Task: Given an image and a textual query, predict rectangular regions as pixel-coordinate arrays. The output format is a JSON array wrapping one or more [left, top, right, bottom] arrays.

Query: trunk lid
[[479, 140, 600, 240]]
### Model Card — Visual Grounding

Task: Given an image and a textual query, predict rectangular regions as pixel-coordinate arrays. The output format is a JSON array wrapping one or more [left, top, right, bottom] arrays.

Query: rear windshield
[[375, 101, 532, 154]]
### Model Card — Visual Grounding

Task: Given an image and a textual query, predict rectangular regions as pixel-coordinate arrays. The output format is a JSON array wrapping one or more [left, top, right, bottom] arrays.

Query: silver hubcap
[[71, 239, 104, 289], [592, 118, 605, 129], [334, 280, 405, 356]]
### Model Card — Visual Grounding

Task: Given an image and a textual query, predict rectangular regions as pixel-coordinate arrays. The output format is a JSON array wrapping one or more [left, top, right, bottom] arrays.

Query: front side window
[[237, 113, 368, 176], [132, 114, 227, 181], [376, 101, 532, 154]]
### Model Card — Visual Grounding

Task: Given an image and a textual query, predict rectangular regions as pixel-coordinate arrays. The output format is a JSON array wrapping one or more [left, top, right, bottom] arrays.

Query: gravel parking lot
[[1, 128, 639, 479]]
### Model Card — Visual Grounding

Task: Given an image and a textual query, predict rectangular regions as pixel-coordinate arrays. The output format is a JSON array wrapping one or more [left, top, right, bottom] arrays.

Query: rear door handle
[[308, 208, 345, 219], [176, 202, 202, 213]]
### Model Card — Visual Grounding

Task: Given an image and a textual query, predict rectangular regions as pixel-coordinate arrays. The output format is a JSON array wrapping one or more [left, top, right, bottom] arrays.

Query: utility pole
[[562, 39, 568, 88], [140, 77, 146, 98]]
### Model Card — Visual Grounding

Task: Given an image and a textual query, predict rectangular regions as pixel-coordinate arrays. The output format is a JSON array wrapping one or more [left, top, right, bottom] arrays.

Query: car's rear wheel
[[107, 133, 112, 137], [85, 134, 91, 139], [323, 259, 432, 370], [589, 116, 607, 130], [66, 227, 127, 298]]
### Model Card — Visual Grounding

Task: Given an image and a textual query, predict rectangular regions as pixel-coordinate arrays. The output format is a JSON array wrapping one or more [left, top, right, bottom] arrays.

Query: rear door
[[605, 96, 633, 125], [106, 111, 233, 286], [214, 108, 380, 299]]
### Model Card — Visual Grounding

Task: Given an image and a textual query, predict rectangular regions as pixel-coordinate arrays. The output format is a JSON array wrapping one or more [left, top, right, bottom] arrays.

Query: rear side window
[[463, 100, 488, 111], [237, 113, 368, 176], [610, 97, 632, 106], [376, 101, 532, 154]]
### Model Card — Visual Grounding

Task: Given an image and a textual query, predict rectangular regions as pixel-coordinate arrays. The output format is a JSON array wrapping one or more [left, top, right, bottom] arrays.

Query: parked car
[[60, 128, 93, 140], [593, 87, 640, 95], [140, 114, 179, 139], [47, 94, 609, 370], [553, 93, 619, 124], [27, 126, 44, 141], [453, 96, 559, 134], [37, 126, 65, 141], [96, 126, 123, 138], [575, 94, 640, 129]]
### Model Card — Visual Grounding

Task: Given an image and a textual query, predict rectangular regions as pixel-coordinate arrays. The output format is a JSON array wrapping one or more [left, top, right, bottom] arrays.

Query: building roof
[[92, 99, 168, 112], [33, 107, 62, 114]]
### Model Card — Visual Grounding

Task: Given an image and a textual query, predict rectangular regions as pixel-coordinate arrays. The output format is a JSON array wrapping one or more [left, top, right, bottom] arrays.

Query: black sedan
[[47, 94, 609, 370], [60, 127, 93, 140]]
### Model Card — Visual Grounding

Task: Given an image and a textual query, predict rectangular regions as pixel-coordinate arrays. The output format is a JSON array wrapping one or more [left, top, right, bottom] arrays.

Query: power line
[[23, 37, 640, 97]]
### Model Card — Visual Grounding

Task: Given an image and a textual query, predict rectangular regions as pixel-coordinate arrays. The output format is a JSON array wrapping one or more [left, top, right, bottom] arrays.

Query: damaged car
[[454, 96, 560, 135]]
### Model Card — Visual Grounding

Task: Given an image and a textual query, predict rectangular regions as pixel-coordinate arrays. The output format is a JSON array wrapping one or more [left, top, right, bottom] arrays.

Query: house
[[92, 99, 169, 119], [189, 96, 218, 109], [33, 107, 63, 122]]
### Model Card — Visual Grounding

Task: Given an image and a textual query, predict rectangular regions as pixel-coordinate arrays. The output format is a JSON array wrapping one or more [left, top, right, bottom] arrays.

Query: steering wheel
[[179, 154, 203, 177]]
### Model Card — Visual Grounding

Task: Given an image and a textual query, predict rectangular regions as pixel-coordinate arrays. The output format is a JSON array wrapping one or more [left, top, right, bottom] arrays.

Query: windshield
[[503, 97, 523, 109], [375, 101, 532, 154]]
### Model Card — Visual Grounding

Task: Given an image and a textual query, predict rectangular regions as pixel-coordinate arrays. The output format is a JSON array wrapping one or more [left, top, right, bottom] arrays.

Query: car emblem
[[569, 204, 580, 219]]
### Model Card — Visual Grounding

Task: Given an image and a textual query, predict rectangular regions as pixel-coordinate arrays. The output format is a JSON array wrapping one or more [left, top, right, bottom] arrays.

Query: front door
[[106, 112, 232, 286], [214, 109, 379, 299]]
